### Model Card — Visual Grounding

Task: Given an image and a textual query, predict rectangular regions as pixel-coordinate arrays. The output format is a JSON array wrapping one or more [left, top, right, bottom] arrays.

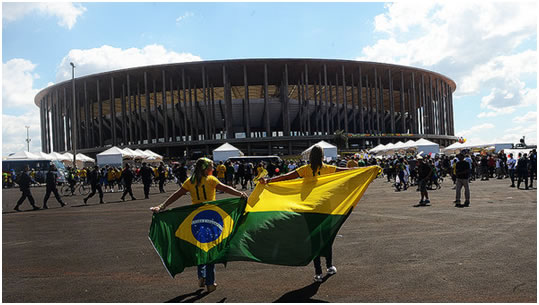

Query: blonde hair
[[189, 157, 213, 187]]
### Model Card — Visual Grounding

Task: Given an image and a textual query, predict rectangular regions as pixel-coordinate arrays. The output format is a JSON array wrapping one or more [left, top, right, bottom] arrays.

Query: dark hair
[[309, 145, 324, 176]]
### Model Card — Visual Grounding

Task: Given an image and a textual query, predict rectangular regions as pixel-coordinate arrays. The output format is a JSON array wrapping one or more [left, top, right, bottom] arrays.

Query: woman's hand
[[150, 205, 164, 213], [258, 177, 269, 184], [239, 192, 248, 200]]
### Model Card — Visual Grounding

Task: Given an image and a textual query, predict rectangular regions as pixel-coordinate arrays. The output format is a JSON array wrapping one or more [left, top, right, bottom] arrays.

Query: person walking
[[14, 165, 40, 211], [507, 153, 517, 187], [83, 166, 104, 204], [528, 149, 536, 188], [43, 164, 66, 209], [120, 163, 137, 201], [157, 162, 166, 193], [516, 153, 529, 190], [139, 162, 154, 199], [259, 145, 351, 283], [150, 157, 247, 293], [415, 156, 432, 207], [454, 154, 471, 208]]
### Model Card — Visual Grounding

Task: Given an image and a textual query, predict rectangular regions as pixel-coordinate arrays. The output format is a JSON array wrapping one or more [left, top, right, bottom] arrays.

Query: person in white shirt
[[506, 153, 517, 187]]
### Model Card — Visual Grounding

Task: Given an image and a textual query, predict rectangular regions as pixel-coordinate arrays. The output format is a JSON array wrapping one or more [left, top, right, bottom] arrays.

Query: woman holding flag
[[259, 145, 354, 282], [150, 157, 247, 293]]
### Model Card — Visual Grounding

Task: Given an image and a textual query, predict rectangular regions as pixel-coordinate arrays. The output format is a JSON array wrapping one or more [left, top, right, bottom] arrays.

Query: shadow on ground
[[273, 275, 332, 303]]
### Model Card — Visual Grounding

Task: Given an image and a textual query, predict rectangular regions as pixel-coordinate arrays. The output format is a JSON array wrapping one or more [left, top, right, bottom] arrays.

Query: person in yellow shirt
[[107, 167, 116, 192], [346, 157, 359, 168], [256, 162, 265, 176], [150, 157, 247, 293], [80, 168, 87, 183], [259, 145, 352, 283], [216, 162, 226, 183]]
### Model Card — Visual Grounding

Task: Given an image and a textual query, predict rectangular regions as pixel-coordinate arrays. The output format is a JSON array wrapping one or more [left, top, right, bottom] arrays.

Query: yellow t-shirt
[[346, 160, 358, 168], [107, 169, 116, 181], [181, 175, 220, 204], [216, 164, 226, 179], [257, 166, 264, 175], [296, 163, 337, 178]]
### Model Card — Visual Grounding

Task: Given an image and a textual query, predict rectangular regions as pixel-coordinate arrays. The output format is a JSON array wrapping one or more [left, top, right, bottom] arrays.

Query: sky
[[1, 1, 537, 155]]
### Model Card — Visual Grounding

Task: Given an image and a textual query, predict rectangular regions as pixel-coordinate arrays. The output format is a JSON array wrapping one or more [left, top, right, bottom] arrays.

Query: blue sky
[[2, 1, 537, 154]]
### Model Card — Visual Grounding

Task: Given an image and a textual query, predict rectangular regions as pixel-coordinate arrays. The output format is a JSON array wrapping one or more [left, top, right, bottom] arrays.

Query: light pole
[[25, 125, 31, 152], [70, 62, 77, 169]]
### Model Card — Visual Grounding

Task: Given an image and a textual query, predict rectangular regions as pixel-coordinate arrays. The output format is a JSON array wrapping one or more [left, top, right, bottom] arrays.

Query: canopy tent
[[75, 153, 96, 168], [6, 151, 41, 160], [213, 143, 244, 162], [444, 141, 513, 154], [49, 152, 70, 161], [412, 138, 440, 156], [34, 152, 54, 160], [369, 144, 386, 153], [144, 149, 163, 160], [135, 149, 152, 159], [123, 148, 146, 159], [96, 146, 129, 167], [301, 141, 338, 161]]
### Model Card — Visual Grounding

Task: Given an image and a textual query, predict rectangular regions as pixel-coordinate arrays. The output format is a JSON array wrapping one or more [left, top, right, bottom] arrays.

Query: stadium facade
[[35, 59, 458, 157]]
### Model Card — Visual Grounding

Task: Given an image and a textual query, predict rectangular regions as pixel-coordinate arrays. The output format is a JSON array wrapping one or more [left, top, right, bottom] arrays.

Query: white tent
[[75, 153, 96, 168], [96, 146, 129, 167], [35, 152, 54, 160], [412, 138, 440, 155], [144, 149, 163, 160], [369, 144, 386, 153], [135, 149, 152, 159], [7, 151, 41, 160], [49, 152, 70, 161], [301, 141, 338, 160], [123, 148, 146, 159], [213, 143, 244, 162]]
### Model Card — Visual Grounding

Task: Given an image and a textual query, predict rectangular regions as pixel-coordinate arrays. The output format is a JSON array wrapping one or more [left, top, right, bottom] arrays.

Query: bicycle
[[61, 181, 90, 196]]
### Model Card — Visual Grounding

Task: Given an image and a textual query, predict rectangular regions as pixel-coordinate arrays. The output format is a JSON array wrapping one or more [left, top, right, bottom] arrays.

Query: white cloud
[[55, 45, 203, 82], [455, 123, 495, 138], [3, 2, 87, 30], [176, 12, 194, 24], [513, 111, 537, 124], [2, 110, 43, 155], [477, 107, 516, 118], [358, 1, 537, 117], [2, 58, 41, 112]]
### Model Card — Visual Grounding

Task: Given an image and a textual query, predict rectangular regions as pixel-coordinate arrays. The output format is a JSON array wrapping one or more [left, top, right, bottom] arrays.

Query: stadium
[[34, 58, 458, 158]]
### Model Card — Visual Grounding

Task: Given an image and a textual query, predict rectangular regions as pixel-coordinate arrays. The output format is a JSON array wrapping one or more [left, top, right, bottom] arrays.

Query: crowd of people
[[6, 146, 537, 293]]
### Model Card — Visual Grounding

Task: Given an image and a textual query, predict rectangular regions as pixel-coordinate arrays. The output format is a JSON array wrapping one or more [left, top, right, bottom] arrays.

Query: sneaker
[[121, 197, 125, 202], [314, 274, 323, 282], [327, 266, 337, 275], [510, 185, 515, 187], [32, 206, 40, 210], [83, 197, 88, 204], [206, 283, 217, 293], [198, 278, 205, 288], [453, 200, 461, 207], [60, 203, 66, 207], [13, 207, 20, 212], [42, 205, 48, 209], [418, 200, 424, 205], [463, 201, 470, 207], [423, 199, 430, 205], [131, 197, 137, 201]]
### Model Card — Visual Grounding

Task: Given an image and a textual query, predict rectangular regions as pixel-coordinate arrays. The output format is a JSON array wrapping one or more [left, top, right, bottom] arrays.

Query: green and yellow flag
[[149, 198, 247, 276], [149, 166, 380, 276]]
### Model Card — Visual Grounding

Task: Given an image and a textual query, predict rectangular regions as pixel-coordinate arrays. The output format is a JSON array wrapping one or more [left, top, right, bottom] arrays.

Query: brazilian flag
[[149, 166, 380, 276], [149, 198, 247, 277]]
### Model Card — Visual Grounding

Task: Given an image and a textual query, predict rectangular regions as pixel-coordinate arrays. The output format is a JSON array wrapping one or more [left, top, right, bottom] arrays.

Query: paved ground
[[2, 176, 536, 302]]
